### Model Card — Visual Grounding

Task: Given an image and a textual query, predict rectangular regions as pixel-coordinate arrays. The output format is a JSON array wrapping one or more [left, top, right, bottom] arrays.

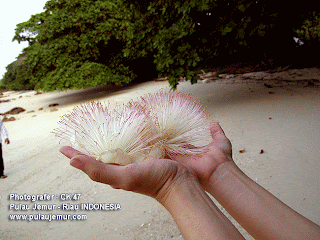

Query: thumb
[[60, 146, 128, 188], [70, 154, 125, 187], [210, 122, 227, 140], [209, 122, 233, 154]]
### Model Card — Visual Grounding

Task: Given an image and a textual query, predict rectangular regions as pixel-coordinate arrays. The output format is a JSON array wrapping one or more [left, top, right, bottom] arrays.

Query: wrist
[[156, 165, 245, 240], [206, 160, 245, 196], [155, 170, 199, 207], [204, 158, 320, 240]]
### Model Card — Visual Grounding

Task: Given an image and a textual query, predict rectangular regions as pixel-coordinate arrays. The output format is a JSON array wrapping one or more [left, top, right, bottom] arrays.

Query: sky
[[0, 0, 49, 79]]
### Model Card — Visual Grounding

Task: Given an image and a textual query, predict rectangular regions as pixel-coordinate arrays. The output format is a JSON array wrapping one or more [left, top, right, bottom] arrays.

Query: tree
[[11, 0, 320, 92], [0, 54, 34, 91], [295, 12, 320, 45], [13, 0, 143, 91]]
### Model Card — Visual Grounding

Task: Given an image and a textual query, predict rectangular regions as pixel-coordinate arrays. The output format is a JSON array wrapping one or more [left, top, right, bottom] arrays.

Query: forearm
[[158, 177, 244, 240], [208, 161, 320, 239]]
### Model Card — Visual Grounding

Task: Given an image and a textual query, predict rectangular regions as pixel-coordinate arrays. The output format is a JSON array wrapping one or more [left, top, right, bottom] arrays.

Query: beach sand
[[0, 69, 319, 239]]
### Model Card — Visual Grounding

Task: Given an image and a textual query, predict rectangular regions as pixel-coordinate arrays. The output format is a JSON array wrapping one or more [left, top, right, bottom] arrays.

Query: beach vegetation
[[295, 12, 320, 46], [2, 0, 319, 91], [0, 55, 34, 91]]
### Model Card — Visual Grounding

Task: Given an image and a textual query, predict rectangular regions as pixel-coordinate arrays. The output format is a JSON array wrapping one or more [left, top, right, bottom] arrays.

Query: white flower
[[53, 91, 212, 165], [52, 101, 158, 165], [134, 90, 212, 157]]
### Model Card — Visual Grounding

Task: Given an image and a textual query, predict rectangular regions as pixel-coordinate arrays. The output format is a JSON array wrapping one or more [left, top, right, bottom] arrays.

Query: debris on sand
[[49, 103, 59, 107], [2, 116, 16, 122], [264, 83, 273, 88], [1, 107, 26, 115]]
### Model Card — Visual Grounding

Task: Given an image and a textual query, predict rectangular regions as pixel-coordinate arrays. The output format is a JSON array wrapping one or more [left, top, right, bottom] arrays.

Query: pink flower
[[53, 91, 212, 165], [135, 90, 212, 157], [52, 101, 157, 165]]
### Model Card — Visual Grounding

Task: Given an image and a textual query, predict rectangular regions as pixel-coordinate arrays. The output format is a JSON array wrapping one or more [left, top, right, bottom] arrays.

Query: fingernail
[[70, 158, 84, 170]]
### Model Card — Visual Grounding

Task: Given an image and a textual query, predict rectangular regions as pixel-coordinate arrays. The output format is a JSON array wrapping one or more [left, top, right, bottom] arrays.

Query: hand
[[59, 146, 197, 201], [4, 138, 10, 144], [172, 122, 234, 190]]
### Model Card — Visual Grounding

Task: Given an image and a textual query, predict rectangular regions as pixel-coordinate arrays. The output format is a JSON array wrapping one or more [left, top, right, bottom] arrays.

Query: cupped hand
[[60, 146, 197, 202], [172, 122, 234, 190]]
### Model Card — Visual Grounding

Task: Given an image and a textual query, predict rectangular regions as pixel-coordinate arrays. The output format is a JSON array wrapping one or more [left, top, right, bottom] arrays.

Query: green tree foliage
[[186, 0, 319, 68], [13, 0, 142, 91], [0, 55, 34, 90], [9, 0, 320, 91], [295, 12, 320, 45]]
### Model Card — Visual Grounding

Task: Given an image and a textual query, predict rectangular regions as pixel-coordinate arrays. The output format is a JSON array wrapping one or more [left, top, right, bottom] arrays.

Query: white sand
[[0, 73, 319, 239]]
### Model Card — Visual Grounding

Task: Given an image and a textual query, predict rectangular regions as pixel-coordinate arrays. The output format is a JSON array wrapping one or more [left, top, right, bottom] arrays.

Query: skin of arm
[[60, 146, 244, 240], [175, 122, 320, 240], [159, 171, 244, 240]]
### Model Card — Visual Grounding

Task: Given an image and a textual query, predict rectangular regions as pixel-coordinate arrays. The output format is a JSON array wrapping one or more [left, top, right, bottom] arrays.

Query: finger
[[209, 122, 232, 153], [60, 146, 86, 159], [70, 154, 128, 187], [60, 145, 136, 188], [210, 122, 227, 140]]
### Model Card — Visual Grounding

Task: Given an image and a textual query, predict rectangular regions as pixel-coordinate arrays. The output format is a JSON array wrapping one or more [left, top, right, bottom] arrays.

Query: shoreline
[[0, 68, 319, 239]]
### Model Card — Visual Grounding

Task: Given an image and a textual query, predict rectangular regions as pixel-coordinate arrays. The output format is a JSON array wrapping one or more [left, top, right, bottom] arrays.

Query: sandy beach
[[0, 68, 319, 239]]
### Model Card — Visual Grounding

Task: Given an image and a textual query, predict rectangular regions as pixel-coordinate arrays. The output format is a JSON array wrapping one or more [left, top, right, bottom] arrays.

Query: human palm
[[59, 123, 232, 198], [60, 146, 197, 201], [172, 122, 233, 190]]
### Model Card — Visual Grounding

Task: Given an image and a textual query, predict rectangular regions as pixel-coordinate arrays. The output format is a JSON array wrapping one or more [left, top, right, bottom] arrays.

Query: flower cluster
[[53, 90, 212, 165]]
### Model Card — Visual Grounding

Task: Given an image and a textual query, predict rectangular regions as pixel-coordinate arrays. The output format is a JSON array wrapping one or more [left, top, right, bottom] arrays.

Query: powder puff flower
[[132, 90, 212, 158], [53, 91, 212, 165], [52, 101, 158, 165]]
